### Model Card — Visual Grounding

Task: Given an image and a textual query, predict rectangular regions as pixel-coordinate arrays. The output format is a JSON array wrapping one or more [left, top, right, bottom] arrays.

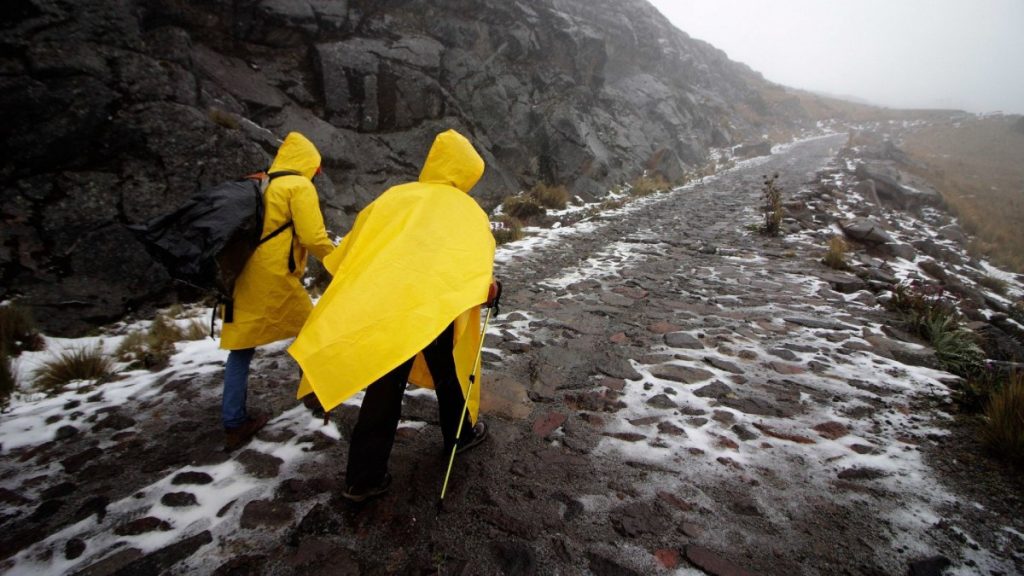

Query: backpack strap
[[260, 169, 307, 273]]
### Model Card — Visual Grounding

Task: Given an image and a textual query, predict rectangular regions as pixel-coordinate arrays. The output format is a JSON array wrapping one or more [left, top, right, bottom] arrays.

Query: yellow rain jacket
[[290, 129, 495, 419], [220, 132, 335, 350]]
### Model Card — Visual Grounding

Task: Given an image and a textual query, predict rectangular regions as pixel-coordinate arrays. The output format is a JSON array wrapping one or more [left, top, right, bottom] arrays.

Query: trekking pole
[[438, 305, 494, 509]]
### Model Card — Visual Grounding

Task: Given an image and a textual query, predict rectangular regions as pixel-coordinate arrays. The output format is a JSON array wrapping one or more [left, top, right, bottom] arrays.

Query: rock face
[[2, 0, 815, 334]]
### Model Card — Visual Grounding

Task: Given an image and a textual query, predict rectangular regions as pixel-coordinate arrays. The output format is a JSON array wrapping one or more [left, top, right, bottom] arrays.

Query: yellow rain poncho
[[220, 132, 335, 350], [290, 130, 495, 419]]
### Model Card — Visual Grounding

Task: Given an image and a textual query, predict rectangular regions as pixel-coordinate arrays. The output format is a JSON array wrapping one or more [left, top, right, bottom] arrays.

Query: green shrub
[[760, 173, 783, 236], [0, 304, 45, 356], [492, 216, 524, 245], [887, 282, 985, 380], [823, 236, 849, 270], [529, 183, 569, 210], [502, 195, 546, 224], [34, 345, 114, 395], [1, 351, 15, 408], [982, 373, 1024, 464]]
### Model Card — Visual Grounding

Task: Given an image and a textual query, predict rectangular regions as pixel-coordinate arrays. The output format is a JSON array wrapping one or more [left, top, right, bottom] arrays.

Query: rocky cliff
[[2, 0, 815, 335]]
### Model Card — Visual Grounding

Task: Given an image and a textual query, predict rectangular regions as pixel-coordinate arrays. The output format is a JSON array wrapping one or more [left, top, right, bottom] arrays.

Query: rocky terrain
[[1, 0, 840, 336], [2, 130, 1023, 575]]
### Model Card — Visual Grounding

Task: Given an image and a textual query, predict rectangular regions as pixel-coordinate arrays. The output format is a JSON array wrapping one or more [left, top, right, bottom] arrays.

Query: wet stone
[[55, 424, 78, 440], [161, 492, 198, 507], [665, 332, 703, 349], [92, 412, 136, 432], [611, 501, 670, 538], [172, 471, 214, 486], [111, 530, 213, 575], [685, 545, 756, 576], [646, 394, 678, 410], [705, 357, 744, 374], [64, 538, 86, 560], [768, 348, 798, 361], [813, 421, 849, 440], [74, 495, 109, 522], [769, 361, 805, 375], [61, 446, 102, 473], [837, 467, 889, 480], [532, 411, 568, 438], [655, 549, 681, 569], [115, 516, 173, 536], [41, 481, 77, 500], [712, 410, 736, 425], [0, 488, 31, 506], [657, 422, 687, 436], [605, 432, 647, 442], [731, 425, 759, 441], [237, 449, 284, 478], [240, 499, 293, 529], [649, 364, 714, 384], [694, 382, 733, 399]]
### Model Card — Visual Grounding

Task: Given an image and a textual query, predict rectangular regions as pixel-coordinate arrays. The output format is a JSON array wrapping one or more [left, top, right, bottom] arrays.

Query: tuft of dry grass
[[978, 274, 1008, 295], [492, 216, 524, 245], [0, 304, 45, 356], [529, 183, 569, 210], [823, 236, 849, 270], [629, 174, 670, 197], [760, 173, 783, 236], [502, 195, 546, 225], [208, 107, 240, 130], [116, 313, 198, 370], [34, 346, 114, 395], [982, 373, 1024, 465], [1, 351, 15, 407], [902, 116, 1024, 273]]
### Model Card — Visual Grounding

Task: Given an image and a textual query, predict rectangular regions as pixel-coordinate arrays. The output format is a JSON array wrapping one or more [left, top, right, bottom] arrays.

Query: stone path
[[2, 134, 1022, 575]]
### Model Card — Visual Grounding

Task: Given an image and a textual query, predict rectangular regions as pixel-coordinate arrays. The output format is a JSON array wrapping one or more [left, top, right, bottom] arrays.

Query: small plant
[[977, 274, 1008, 295], [887, 282, 985, 380], [0, 304, 45, 356], [823, 236, 849, 270], [529, 183, 569, 210], [760, 173, 783, 236], [502, 195, 546, 224], [34, 345, 114, 395], [492, 216, 524, 245], [982, 372, 1024, 464]]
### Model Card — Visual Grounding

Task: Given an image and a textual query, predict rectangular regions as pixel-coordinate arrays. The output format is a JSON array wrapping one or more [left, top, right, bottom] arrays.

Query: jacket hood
[[269, 132, 321, 179], [418, 129, 485, 193]]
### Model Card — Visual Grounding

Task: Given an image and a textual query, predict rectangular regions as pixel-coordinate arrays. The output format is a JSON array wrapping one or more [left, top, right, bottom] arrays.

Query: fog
[[647, 0, 1024, 115]]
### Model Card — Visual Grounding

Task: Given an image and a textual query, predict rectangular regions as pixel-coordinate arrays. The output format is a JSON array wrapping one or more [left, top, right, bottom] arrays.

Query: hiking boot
[[224, 411, 269, 452], [341, 473, 392, 503], [456, 421, 488, 454]]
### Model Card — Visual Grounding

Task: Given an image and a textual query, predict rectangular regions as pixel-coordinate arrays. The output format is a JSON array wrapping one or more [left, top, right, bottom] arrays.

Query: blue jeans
[[223, 348, 255, 429]]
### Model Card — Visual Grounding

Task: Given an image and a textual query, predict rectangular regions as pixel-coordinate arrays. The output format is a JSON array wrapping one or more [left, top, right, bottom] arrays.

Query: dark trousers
[[345, 323, 473, 490]]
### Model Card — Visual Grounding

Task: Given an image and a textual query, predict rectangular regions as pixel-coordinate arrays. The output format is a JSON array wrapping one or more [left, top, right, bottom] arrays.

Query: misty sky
[[646, 0, 1024, 115]]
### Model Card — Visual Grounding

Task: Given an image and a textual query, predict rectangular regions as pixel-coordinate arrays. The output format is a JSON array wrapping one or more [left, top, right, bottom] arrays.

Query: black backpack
[[130, 170, 302, 331]]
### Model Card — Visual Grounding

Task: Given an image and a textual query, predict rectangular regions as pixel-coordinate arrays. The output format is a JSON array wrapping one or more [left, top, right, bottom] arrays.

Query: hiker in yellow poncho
[[220, 132, 335, 451], [289, 129, 497, 502]]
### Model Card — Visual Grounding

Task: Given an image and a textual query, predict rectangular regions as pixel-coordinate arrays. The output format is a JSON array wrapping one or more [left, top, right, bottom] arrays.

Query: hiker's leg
[[223, 347, 255, 429], [423, 323, 473, 452], [346, 356, 414, 490]]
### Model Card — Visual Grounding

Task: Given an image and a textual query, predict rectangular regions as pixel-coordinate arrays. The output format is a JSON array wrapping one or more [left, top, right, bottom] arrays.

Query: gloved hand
[[485, 279, 503, 310]]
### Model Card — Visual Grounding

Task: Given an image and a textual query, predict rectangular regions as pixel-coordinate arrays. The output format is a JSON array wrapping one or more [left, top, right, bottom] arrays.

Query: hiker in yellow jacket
[[220, 132, 335, 451], [289, 129, 497, 502]]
